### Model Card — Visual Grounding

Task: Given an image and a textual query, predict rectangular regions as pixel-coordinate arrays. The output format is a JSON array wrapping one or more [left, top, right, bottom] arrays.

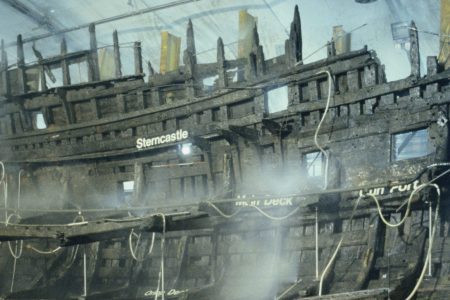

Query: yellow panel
[[333, 25, 351, 55], [439, 0, 450, 69], [160, 31, 181, 74], [98, 48, 115, 80], [238, 10, 257, 59]]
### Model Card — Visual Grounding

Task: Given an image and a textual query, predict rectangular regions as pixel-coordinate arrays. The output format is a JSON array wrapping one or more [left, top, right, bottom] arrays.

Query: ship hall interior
[[0, 1, 449, 299]]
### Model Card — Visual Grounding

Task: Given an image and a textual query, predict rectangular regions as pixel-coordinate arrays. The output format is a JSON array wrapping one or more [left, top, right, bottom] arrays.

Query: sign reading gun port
[[136, 129, 189, 149]]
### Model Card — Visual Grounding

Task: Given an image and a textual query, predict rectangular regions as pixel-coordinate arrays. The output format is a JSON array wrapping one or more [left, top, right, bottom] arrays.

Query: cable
[[276, 278, 302, 300], [405, 184, 440, 300], [206, 201, 242, 218], [262, 0, 289, 37], [206, 200, 301, 221], [3, 174, 7, 223], [83, 245, 87, 297], [318, 183, 441, 297], [27, 245, 61, 255], [1, 161, 18, 294], [366, 182, 436, 228], [129, 228, 144, 261], [249, 205, 300, 221], [17, 170, 23, 212], [26, 214, 84, 255], [409, 27, 450, 38], [154, 213, 166, 300], [313, 70, 332, 190], [6, 217, 24, 260], [408, 162, 450, 186], [148, 232, 156, 254], [5, 213, 23, 294], [395, 166, 450, 213], [10, 244, 18, 293], [318, 194, 363, 296], [4, 0, 201, 48], [0, 161, 4, 182], [295, 23, 367, 66]]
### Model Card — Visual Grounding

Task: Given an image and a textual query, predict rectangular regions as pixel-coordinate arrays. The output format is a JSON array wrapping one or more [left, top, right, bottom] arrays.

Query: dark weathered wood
[[39, 64, 47, 92], [147, 61, 154, 77], [183, 21, 197, 100], [113, 30, 122, 78], [60, 38, 71, 86], [0, 39, 10, 97], [245, 53, 257, 81], [292, 5, 302, 62], [186, 19, 196, 65], [256, 45, 266, 76], [217, 37, 227, 89], [183, 49, 196, 99], [16, 34, 26, 94], [57, 89, 75, 124], [88, 23, 100, 82], [427, 56, 438, 76], [327, 41, 336, 57], [133, 162, 145, 206], [90, 98, 99, 119], [229, 125, 259, 141], [285, 5, 302, 65], [409, 21, 420, 78], [134, 41, 143, 75]]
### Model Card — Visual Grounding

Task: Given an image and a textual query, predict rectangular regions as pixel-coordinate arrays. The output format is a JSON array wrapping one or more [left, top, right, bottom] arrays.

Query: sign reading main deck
[[235, 197, 294, 207], [136, 129, 189, 149]]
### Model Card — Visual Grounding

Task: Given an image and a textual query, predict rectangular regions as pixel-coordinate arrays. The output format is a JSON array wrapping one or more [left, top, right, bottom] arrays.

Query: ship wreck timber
[[0, 3, 450, 300]]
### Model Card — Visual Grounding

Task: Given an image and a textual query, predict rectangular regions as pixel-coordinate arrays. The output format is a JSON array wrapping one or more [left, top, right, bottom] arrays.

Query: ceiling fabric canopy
[[0, 0, 441, 80]]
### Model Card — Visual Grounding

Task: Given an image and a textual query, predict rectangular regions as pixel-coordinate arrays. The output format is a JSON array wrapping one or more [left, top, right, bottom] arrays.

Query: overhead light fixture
[[355, 0, 378, 3], [390, 21, 410, 50], [179, 143, 192, 156]]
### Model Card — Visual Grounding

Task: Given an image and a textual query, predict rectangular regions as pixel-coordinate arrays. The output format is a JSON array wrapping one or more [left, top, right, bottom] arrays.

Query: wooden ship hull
[[0, 4, 449, 300]]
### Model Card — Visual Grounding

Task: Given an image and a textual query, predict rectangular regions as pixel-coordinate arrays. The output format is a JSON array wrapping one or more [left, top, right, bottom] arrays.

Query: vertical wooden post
[[134, 41, 143, 75], [217, 37, 228, 89], [113, 30, 122, 78], [1, 39, 10, 97], [147, 61, 155, 85], [39, 61, 47, 92], [88, 23, 100, 81], [245, 25, 259, 81], [186, 19, 196, 64], [327, 41, 336, 57], [16, 34, 26, 94], [285, 5, 302, 66], [116, 94, 126, 113], [57, 89, 75, 124], [183, 19, 197, 98], [90, 98, 99, 119], [132, 163, 145, 206], [409, 21, 420, 78], [256, 45, 266, 76], [61, 38, 71, 86]]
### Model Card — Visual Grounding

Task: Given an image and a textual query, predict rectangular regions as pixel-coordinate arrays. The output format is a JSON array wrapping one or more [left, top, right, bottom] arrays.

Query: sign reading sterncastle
[[136, 129, 189, 149]]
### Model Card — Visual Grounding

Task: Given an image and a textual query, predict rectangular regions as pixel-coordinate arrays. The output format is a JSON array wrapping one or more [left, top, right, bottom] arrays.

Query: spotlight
[[180, 143, 192, 156]]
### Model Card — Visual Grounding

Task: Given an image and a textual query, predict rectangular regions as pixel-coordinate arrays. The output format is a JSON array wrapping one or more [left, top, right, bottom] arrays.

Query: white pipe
[[83, 249, 87, 297], [428, 201, 432, 277], [313, 70, 332, 190], [315, 207, 319, 280]]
